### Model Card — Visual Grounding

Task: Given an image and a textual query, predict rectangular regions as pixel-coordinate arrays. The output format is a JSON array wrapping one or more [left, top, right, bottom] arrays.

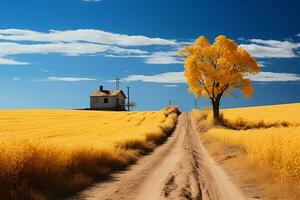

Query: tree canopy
[[179, 35, 260, 121]]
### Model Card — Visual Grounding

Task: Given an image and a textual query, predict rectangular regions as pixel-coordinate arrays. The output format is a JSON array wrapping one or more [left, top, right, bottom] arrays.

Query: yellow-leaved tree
[[179, 35, 260, 122]]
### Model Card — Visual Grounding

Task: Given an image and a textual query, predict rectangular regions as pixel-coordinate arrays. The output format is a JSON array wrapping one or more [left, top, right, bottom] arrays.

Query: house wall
[[90, 95, 126, 110], [116, 93, 126, 110]]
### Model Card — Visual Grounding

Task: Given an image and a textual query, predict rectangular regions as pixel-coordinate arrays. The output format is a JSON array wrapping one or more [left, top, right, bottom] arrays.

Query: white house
[[90, 85, 127, 110]]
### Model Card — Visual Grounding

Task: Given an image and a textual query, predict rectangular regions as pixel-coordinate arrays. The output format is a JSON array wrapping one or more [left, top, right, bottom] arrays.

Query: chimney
[[99, 85, 103, 91]]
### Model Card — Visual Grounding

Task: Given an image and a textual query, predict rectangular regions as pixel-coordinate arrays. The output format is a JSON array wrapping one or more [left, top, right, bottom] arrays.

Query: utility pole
[[127, 86, 130, 111], [194, 97, 197, 109], [168, 100, 171, 106], [115, 78, 120, 90]]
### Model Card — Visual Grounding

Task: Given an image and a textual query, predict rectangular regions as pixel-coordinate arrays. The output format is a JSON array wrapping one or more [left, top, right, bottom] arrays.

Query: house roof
[[90, 89, 127, 98]]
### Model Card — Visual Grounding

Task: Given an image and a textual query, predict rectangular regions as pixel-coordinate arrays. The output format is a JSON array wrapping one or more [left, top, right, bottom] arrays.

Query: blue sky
[[0, 0, 299, 111]]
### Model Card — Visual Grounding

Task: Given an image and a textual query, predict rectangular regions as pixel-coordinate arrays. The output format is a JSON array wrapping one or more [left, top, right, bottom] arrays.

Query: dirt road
[[70, 113, 245, 200]]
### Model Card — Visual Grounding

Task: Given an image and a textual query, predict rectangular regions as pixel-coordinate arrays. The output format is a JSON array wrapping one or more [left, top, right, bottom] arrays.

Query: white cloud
[[0, 57, 29, 65], [0, 42, 146, 57], [105, 51, 182, 64], [47, 77, 97, 82], [0, 28, 181, 65], [240, 39, 300, 58], [1, 29, 299, 67], [250, 39, 300, 49], [144, 51, 182, 64], [257, 61, 269, 67], [0, 29, 177, 46], [122, 71, 300, 84], [12, 77, 20, 80], [165, 84, 178, 87], [83, 0, 101, 2], [240, 44, 296, 58], [122, 71, 185, 83], [246, 72, 300, 82], [104, 54, 149, 58]]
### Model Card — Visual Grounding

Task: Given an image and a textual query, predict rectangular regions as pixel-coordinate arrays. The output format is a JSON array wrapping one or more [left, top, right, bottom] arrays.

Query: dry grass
[[203, 127, 300, 184], [218, 113, 292, 130], [191, 108, 213, 130], [192, 104, 295, 130], [0, 106, 179, 200], [193, 103, 300, 199], [201, 136, 300, 200]]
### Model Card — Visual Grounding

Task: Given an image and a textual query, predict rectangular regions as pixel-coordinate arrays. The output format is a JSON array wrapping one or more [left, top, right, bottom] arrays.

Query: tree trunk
[[211, 96, 221, 123]]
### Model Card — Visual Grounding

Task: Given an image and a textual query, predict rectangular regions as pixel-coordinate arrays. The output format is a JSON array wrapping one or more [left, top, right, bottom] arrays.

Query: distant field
[[0, 109, 177, 148], [0, 107, 179, 200], [193, 103, 300, 199], [222, 103, 300, 123]]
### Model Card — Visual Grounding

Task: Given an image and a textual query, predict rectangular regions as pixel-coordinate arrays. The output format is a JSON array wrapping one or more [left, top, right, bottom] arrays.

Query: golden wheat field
[[193, 103, 300, 189], [0, 107, 178, 200], [221, 103, 300, 123]]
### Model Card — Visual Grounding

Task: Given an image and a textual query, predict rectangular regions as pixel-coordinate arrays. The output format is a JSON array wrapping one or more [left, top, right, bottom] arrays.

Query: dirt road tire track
[[70, 113, 245, 200]]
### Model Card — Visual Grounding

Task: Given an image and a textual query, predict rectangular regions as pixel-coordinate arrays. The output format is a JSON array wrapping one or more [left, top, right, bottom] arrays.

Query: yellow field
[[193, 103, 300, 188], [0, 108, 178, 148], [0, 107, 178, 200], [221, 103, 300, 123]]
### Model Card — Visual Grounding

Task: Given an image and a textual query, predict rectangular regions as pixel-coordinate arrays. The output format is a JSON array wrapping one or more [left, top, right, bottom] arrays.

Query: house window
[[104, 98, 108, 103]]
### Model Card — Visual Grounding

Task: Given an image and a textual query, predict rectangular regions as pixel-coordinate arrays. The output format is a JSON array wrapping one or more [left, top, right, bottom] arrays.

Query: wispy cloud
[[144, 51, 182, 64], [0, 57, 29, 65], [0, 29, 177, 46], [12, 77, 20, 80], [105, 51, 182, 65], [165, 84, 178, 87], [122, 71, 185, 83], [240, 39, 300, 58], [1, 29, 299, 66], [122, 71, 300, 84], [245, 72, 300, 82], [0, 28, 180, 65], [257, 61, 269, 67], [46, 77, 97, 82], [0, 42, 146, 57]]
